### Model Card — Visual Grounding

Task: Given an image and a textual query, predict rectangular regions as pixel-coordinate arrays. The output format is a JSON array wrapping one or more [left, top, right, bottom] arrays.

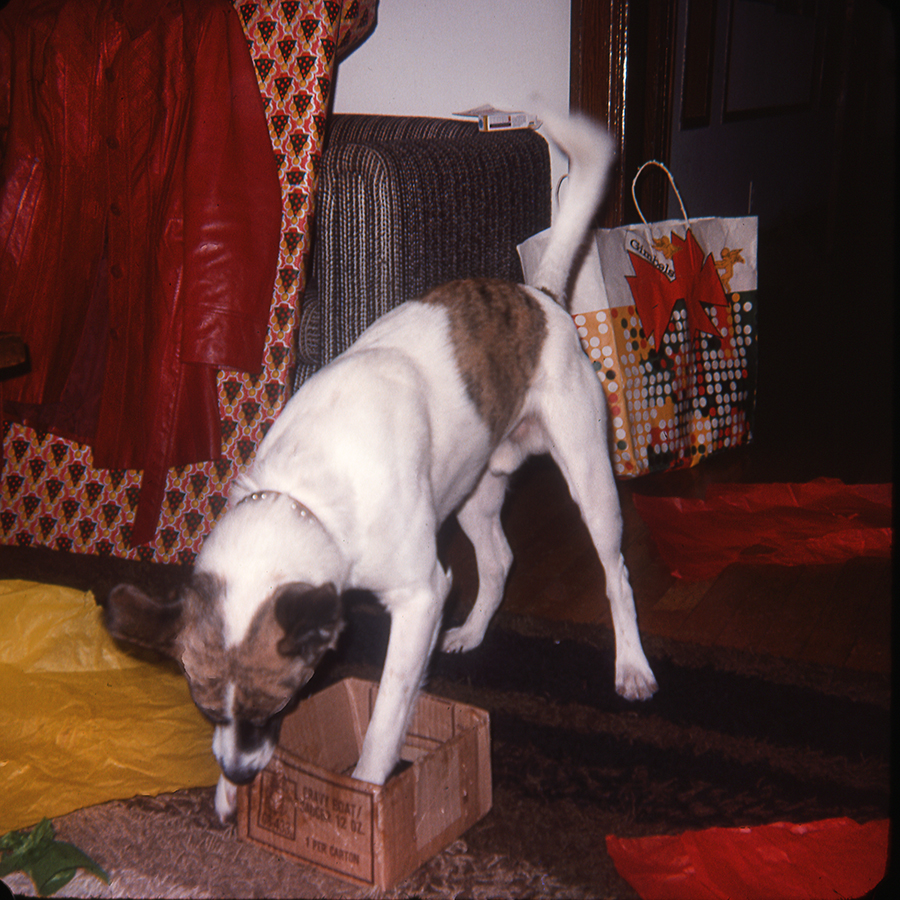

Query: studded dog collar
[[238, 490, 315, 521]]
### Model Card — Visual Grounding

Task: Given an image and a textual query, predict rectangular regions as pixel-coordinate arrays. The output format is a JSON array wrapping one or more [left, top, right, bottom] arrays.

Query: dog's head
[[104, 496, 344, 787], [105, 576, 342, 785]]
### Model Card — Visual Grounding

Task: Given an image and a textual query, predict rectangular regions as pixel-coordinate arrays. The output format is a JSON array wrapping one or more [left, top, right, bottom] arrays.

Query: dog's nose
[[221, 763, 261, 786]]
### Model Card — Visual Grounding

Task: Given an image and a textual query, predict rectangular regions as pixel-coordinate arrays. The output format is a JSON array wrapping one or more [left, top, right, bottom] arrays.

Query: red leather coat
[[0, 0, 281, 543]]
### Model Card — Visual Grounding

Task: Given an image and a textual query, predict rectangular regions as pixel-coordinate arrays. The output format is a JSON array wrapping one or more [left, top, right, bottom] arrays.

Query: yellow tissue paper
[[0, 580, 219, 833]]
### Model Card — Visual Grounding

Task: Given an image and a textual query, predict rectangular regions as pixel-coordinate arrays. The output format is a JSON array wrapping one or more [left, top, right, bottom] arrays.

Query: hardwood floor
[[442, 448, 892, 677]]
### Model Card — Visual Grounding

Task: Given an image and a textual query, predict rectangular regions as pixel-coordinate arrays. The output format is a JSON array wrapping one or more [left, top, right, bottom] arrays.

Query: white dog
[[105, 111, 657, 823]]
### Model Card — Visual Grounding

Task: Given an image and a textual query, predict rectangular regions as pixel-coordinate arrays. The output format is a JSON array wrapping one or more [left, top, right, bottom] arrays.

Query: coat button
[[105, 67, 115, 82], [106, 136, 119, 149], [110, 202, 122, 216], [110, 264, 124, 278]]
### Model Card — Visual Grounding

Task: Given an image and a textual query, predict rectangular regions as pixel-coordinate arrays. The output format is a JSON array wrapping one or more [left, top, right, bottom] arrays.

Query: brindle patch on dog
[[422, 278, 547, 442], [178, 576, 229, 716], [229, 597, 313, 719], [179, 579, 310, 722]]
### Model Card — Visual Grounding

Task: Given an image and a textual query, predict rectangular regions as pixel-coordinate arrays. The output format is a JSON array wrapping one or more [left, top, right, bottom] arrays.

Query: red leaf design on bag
[[626, 229, 728, 350]]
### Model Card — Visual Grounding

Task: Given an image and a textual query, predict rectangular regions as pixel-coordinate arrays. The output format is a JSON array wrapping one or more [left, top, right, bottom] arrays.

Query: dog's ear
[[104, 583, 184, 659], [273, 582, 343, 665]]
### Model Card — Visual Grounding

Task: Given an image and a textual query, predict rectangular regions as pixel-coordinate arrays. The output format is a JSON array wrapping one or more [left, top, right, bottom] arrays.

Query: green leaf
[[31, 841, 110, 895], [0, 817, 53, 857], [0, 819, 109, 896]]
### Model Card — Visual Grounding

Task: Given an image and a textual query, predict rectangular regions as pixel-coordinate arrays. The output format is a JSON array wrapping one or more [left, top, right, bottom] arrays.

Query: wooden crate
[[237, 678, 492, 889]]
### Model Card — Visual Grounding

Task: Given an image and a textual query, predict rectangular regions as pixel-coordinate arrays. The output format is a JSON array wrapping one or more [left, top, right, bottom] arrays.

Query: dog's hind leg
[[442, 469, 512, 653], [352, 562, 450, 785], [538, 331, 658, 701], [559, 456, 657, 700]]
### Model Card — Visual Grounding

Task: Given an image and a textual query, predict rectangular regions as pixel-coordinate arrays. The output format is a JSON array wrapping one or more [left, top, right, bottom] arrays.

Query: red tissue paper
[[606, 817, 890, 900], [632, 480, 892, 581]]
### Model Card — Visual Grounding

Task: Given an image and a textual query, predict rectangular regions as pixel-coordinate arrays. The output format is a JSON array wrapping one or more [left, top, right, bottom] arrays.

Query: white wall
[[331, 0, 572, 206]]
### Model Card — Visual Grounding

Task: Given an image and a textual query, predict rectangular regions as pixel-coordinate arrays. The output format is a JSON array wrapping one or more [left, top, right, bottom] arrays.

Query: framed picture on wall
[[724, 0, 823, 121]]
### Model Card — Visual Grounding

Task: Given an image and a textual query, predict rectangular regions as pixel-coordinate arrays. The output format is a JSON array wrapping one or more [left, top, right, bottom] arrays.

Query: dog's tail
[[531, 110, 616, 309]]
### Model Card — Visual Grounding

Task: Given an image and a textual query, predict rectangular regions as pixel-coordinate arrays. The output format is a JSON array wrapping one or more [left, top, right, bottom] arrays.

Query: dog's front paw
[[615, 659, 658, 701], [441, 623, 485, 654], [215, 774, 238, 823]]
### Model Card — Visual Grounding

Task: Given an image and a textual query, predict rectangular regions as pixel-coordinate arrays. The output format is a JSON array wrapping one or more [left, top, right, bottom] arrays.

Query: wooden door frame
[[570, 0, 678, 226]]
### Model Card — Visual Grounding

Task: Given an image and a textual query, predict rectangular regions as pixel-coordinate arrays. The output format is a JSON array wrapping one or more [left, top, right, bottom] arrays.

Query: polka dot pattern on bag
[[574, 293, 757, 477]]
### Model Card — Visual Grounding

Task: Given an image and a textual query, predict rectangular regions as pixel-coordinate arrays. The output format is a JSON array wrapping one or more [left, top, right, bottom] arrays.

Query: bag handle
[[632, 160, 689, 226]]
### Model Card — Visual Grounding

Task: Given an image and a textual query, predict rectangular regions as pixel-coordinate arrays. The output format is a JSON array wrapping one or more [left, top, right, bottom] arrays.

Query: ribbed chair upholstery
[[294, 114, 552, 388]]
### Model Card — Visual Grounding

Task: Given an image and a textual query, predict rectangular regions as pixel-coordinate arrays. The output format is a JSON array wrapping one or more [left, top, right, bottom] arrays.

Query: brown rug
[[3, 789, 584, 899]]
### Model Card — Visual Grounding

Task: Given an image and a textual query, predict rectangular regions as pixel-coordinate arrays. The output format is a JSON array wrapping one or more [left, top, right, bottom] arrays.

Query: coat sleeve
[[179, 2, 282, 374]]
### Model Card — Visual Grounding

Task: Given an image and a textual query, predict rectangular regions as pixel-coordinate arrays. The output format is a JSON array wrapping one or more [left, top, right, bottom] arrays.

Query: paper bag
[[519, 162, 758, 477]]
